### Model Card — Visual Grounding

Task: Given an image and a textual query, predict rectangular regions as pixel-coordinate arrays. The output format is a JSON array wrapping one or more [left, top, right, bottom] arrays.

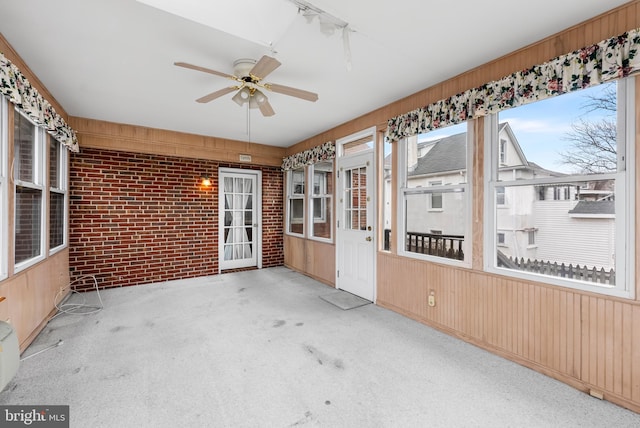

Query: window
[[496, 186, 505, 205], [0, 96, 7, 279], [527, 230, 536, 246], [382, 136, 393, 251], [14, 109, 45, 269], [49, 138, 68, 252], [309, 161, 333, 240], [343, 135, 374, 156], [399, 121, 471, 265], [286, 168, 305, 235], [428, 180, 443, 210], [486, 79, 634, 298], [499, 139, 507, 164]]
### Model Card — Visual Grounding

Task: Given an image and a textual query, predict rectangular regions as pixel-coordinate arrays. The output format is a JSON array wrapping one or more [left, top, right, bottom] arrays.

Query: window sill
[[309, 236, 333, 244], [398, 249, 471, 269], [49, 244, 67, 257], [484, 265, 633, 299], [14, 254, 46, 274]]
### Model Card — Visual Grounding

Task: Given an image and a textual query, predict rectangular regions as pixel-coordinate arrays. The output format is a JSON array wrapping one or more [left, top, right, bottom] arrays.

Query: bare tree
[[560, 84, 617, 173]]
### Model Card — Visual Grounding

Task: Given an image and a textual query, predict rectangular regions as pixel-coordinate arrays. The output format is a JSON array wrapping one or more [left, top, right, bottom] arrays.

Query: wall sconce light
[[201, 176, 212, 187]]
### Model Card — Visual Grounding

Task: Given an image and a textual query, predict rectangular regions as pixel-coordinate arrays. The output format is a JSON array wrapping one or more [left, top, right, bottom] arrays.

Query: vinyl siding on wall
[[534, 200, 615, 269]]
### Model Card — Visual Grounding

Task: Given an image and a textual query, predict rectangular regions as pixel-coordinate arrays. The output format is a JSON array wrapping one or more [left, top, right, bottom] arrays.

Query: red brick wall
[[70, 148, 283, 289]]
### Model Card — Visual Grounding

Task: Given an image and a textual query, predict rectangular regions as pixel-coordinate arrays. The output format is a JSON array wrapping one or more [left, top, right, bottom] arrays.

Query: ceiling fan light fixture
[[233, 59, 257, 78], [232, 87, 251, 106], [249, 89, 268, 109]]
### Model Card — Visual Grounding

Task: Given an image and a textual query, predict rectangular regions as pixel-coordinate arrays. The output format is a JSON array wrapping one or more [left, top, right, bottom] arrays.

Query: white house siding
[[405, 171, 466, 236], [533, 200, 615, 269], [496, 184, 537, 259]]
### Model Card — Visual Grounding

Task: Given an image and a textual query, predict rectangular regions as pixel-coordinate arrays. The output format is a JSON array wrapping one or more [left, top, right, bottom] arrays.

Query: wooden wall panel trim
[[377, 297, 640, 414], [636, 74, 640, 299], [305, 240, 335, 285], [377, 251, 640, 412], [69, 117, 286, 167], [0, 249, 70, 351]]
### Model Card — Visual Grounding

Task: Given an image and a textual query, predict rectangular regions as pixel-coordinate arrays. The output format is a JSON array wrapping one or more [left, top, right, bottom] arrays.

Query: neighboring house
[[397, 122, 615, 270]]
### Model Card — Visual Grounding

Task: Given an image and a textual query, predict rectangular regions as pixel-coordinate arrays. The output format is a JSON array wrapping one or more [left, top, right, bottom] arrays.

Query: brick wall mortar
[[70, 148, 284, 289]]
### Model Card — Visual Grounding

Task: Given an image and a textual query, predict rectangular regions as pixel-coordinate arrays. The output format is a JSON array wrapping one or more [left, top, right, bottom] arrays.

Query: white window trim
[[14, 110, 46, 273], [49, 140, 68, 255], [483, 78, 635, 299], [499, 138, 507, 165], [286, 168, 305, 237], [428, 180, 444, 211], [308, 162, 333, 243], [397, 122, 473, 268], [0, 96, 7, 280]]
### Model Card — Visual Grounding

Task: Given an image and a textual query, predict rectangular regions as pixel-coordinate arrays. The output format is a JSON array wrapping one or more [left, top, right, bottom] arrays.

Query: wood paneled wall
[[69, 117, 285, 167], [0, 34, 72, 352], [284, 235, 335, 286], [0, 250, 70, 351], [376, 254, 640, 412], [285, 0, 640, 414]]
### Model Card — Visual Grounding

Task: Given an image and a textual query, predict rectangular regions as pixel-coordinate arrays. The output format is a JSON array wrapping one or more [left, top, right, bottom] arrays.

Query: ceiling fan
[[174, 55, 318, 117]]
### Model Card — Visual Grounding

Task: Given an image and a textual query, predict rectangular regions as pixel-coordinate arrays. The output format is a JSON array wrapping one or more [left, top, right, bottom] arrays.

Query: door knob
[[366, 236, 372, 242]]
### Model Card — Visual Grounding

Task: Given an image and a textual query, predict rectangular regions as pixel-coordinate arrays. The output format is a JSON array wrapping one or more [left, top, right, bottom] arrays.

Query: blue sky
[[418, 82, 615, 173]]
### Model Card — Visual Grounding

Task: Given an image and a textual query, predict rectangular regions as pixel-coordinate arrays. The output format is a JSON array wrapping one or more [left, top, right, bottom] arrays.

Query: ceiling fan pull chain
[[247, 102, 251, 142], [343, 26, 352, 72]]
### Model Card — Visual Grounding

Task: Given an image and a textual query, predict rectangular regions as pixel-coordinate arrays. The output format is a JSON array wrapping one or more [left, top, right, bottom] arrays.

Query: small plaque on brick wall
[[239, 154, 252, 162]]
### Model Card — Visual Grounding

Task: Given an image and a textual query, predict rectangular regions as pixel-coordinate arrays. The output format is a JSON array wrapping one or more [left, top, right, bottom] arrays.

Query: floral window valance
[[282, 141, 335, 170], [0, 52, 79, 152], [387, 28, 640, 141]]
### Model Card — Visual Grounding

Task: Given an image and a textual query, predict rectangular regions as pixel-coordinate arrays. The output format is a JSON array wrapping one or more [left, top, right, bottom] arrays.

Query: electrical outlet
[[428, 292, 436, 307]]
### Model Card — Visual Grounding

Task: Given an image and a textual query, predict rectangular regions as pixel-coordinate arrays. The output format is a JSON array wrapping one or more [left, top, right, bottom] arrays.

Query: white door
[[219, 169, 261, 270], [336, 151, 375, 301]]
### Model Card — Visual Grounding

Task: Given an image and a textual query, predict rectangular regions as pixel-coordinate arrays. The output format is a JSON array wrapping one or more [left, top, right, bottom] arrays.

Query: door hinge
[[337, 220, 340, 228], [337, 270, 340, 278]]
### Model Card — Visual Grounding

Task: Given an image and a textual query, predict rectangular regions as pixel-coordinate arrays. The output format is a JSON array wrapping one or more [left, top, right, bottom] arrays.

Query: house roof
[[409, 132, 467, 176], [568, 201, 615, 215]]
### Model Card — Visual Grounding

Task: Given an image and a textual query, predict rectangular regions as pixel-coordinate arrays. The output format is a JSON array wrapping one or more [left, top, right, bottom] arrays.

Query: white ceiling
[[0, 0, 631, 148]]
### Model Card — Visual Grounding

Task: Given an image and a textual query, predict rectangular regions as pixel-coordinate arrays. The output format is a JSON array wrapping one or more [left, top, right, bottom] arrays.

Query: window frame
[[428, 180, 443, 211], [397, 121, 473, 268], [49, 138, 68, 254], [499, 138, 507, 164], [286, 167, 305, 237], [483, 78, 635, 298], [0, 96, 7, 280], [308, 161, 333, 242], [13, 108, 46, 272]]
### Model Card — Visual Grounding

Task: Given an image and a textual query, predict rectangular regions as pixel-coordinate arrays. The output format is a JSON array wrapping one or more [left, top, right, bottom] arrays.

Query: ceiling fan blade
[[174, 62, 237, 80], [196, 86, 237, 103], [250, 55, 281, 80], [258, 98, 275, 117], [266, 83, 319, 102]]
